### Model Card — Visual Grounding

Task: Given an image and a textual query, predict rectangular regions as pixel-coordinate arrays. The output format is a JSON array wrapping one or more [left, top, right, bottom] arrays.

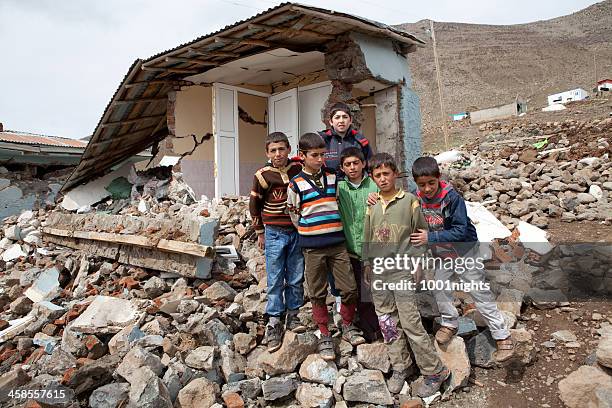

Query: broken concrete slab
[[196, 218, 219, 279], [69, 296, 142, 334], [24, 267, 61, 303], [517, 221, 554, 255], [0, 315, 35, 343], [115, 346, 164, 383], [200, 281, 238, 304], [127, 367, 173, 408], [108, 325, 144, 355], [89, 382, 130, 408], [2, 243, 26, 262]]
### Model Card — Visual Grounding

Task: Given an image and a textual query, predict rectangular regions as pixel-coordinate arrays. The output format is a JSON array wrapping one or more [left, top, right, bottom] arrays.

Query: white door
[[298, 82, 332, 135], [268, 88, 299, 150], [213, 84, 239, 197]]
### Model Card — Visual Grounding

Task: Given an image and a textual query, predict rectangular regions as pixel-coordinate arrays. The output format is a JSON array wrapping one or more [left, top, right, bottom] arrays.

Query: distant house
[[450, 112, 469, 121], [597, 79, 612, 92], [469, 97, 527, 125], [547, 88, 588, 105]]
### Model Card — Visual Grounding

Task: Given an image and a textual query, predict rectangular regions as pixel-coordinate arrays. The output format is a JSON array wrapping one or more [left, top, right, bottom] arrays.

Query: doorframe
[[268, 88, 299, 150]]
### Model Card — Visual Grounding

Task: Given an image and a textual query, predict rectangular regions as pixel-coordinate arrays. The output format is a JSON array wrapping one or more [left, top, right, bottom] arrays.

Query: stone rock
[[115, 346, 163, 383], [143, 276, 167, 298], [185, 346, 217, 371], [262, 374, 299, 401], [66, 354, 122, 395], [9, 296, 33, 315], [296, 383, 334, 408], [577, 192, 597, 204], [222, 392, 245, 408], [233, 332, 256, 355], [466, 330, 497, 368], [177, 299, 200, 315], [558, 365, 612, 408], [496, 288, 524, 317], [108, 325, 144, 356], [525, 288, 568, 309], [258, 331, 317, 375], [552, 330, 577, 343], [203, 318, 233, 347], [4, 225, 21, 240], [356, 342, 391, 373], [201, 281, 238, 303], [89, 382, 130, 408], [128, 367, 173, 408], [219, 344, 246, 383], [0, 178, 10, 190], [590, 185, 604, 200], [2, 243, 26, 262], [69, 296, 141, 334], [434, 336, 471, 391], [596, 335, 612, 369], [509, 328, 536, 366], [222, 377, 262, 400], [299, 353, 338, 385], [176, 378, 218, 408], [508, 201, 530, 217], [0, 368, 30, 403], [343, 369, 393, 405]]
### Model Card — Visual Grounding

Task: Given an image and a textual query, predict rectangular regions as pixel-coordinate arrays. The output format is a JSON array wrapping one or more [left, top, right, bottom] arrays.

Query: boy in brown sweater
[[249, 132, 305, 352]]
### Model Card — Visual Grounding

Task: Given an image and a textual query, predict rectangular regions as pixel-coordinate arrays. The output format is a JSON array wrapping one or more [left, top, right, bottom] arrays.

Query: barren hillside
[[398, 0, 612, 131]]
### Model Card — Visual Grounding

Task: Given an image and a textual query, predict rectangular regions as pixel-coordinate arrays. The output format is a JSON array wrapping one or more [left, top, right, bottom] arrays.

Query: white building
[[547, 88, 588, 105], [597, 79, 612, 92]]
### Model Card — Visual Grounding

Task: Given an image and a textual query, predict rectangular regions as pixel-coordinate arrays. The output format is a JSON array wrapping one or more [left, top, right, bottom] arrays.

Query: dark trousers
[[350, 257, 382, 342]]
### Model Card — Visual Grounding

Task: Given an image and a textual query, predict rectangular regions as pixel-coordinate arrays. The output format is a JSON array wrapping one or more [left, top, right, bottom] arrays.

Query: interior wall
[[238, 92, 268, 195], [174, 86, 215, 199]]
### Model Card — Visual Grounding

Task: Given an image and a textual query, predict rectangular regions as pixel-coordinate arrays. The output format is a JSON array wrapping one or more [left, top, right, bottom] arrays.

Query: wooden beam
[[85, 124, 159, 149], [187, 48, 240, 58], [215, 37, 271, 47], [141, 65, 200, 74], [124, 79, 193, 89], [42, 227, 214, 258], [164, 56, 218, 66], [248, 23, 335, 40], [112, 96, 167, 105], [101, 114, 166, 128]]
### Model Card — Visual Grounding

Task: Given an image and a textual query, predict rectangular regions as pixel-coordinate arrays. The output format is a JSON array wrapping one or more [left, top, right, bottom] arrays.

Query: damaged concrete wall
[[173, 86, 215, 199], [237, 93, 268, 195]]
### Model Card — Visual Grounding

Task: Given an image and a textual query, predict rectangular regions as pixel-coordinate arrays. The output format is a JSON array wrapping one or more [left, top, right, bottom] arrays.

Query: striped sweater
[[286, 168, 345, 248], [249, 159, 302, 234]]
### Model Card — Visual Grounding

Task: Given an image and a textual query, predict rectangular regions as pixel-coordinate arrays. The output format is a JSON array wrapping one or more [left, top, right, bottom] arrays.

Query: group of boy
[[249, 102, 514, 398]]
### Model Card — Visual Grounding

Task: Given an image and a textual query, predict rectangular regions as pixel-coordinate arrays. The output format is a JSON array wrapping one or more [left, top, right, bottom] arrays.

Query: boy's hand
[[367, 192, 379, 206], [410, 229, 429, 246], [363, 265, 372, 285], [257, 233, 265, 250]]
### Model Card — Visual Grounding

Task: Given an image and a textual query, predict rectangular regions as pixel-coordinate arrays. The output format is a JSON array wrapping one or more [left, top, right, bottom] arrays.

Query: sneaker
[[265, 322, 283, 353], [341, 323, 366, 346], [387, 369, 409, 394], [435, 326, 458, 345], [285, 312, 307, 333], [318, 334, 335, 361], [414, 367, 450, 398]]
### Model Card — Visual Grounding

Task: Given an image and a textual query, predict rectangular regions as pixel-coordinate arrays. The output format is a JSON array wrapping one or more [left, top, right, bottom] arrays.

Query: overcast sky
[[0, 0, 602, 139]]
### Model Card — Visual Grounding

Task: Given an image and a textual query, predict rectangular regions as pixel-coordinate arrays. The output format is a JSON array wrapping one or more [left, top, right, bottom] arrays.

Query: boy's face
[[266, 141, 290, 168], [329, 110, 352, 134], [300, 148, 326, 172], [341, 156, 365, 183], [371, 165, 398, 194], [415, 175, 441, 199]]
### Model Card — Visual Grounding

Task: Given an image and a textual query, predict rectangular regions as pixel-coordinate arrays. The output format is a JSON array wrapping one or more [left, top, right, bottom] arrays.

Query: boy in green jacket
[[337, 147, 381, 342]]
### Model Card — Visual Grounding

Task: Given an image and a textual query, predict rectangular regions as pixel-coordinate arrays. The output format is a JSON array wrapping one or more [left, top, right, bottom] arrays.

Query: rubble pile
[[443, 116, 612, 228]]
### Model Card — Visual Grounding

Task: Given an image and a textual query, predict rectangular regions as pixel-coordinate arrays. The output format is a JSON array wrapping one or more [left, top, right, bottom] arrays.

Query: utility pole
[[594, 53, 598, 87], [430, 20, 449, 150]]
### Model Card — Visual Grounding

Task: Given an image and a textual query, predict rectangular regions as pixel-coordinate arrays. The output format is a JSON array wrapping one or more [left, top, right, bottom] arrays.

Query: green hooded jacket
[[337, 176, 378, 258]]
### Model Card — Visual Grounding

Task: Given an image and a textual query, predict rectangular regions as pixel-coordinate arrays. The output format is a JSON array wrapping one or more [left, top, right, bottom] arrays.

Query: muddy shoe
[[285, 312, 307, 333], [435, 326, 458, 345], [318, 334, 335, 361], [494, 336, 515, 363], [415, 367, 450, 398], [342, 323, 366, 346], [387, 369, 410, 394], [265, 322, 283, 353]]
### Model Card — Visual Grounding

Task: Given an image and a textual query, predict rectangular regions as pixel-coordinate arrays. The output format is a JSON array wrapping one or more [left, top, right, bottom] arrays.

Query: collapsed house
[[60, 3, 427, 199]]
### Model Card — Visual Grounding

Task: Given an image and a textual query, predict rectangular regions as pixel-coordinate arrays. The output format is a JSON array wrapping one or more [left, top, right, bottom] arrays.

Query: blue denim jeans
[[265, 225, 305, 317]]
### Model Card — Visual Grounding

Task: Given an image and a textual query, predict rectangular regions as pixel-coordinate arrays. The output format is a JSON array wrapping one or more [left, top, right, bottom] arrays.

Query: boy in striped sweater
[[250, 132, 306, 352], [287, 133, 365, 361]]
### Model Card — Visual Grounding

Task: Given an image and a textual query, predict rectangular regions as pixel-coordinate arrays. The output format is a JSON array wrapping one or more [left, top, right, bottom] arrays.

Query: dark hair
[[265, 132, 290, 151], [329, 102, 352, 119], [411, 156, 440, 179], [340, 146, 365, 165], [298, 132, 326, 152], [369, 153, 398, 173]]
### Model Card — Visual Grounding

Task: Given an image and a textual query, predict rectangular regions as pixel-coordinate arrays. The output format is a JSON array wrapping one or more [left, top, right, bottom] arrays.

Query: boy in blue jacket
[[410, 157, 514, 362]]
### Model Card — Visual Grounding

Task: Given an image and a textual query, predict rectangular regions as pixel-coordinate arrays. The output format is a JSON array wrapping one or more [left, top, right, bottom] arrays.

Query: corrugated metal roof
[[61, 2, 424, 193], [0, 131, 87, 148]]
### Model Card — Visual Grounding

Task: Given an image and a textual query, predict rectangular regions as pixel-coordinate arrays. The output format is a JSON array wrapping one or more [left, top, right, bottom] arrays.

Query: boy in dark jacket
[[410, 156, 514, 362]]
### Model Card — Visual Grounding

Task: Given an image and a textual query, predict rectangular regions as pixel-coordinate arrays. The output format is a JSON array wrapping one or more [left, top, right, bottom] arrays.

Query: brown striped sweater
[[249, 159, 302, 234]]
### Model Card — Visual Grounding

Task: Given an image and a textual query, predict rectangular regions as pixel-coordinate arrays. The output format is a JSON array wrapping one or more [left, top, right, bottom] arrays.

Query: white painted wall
[[547, 88, 589, 105]]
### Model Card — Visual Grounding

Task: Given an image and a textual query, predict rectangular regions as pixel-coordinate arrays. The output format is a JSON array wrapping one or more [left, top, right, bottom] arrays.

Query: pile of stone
[[442, 117, 612, 229]]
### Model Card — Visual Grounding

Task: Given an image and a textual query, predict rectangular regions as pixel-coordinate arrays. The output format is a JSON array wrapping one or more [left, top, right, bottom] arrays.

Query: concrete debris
[[299, 353, 339, 385], [2, 243, 26, 262], [558, 365, 612, 408], [356, 342, 391, 373], [69, 296, 142, 334], [89, 382, 130, 408], [343, 369, 394, 405], [24, 266, 61, 303], [296, 382, 334, 408], [434, 336, 471, 393]]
